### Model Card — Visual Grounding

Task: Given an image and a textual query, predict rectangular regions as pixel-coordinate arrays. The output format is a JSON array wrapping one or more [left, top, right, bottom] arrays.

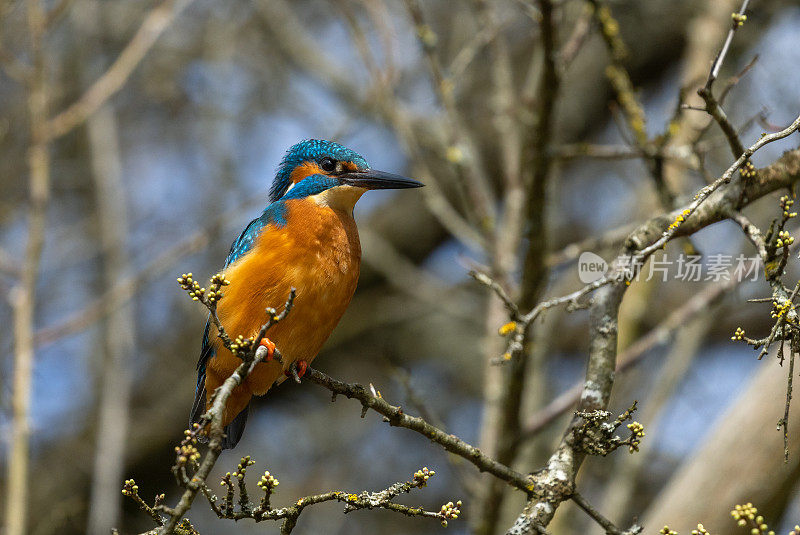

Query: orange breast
[[206, 198, 361, 400]]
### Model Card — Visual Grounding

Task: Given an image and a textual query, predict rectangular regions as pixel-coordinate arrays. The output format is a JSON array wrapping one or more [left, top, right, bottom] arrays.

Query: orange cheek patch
[[290, 161, 324, 185], [342, 161, 359, 172]]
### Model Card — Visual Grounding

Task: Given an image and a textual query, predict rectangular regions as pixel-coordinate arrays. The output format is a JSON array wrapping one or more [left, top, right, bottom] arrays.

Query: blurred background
[[1, 0, 800, 534]]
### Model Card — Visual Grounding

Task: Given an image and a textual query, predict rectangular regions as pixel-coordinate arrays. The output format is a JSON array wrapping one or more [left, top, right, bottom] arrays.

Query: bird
[[190, 139, 423, 449]]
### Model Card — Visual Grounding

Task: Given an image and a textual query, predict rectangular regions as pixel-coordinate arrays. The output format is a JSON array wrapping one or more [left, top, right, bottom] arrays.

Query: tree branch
[[518, 278, 736, 442], [505, 143, 800, 534], [304, 367, 535, 494], [157, 286, 296, 534], [166, 462, 462, 534]]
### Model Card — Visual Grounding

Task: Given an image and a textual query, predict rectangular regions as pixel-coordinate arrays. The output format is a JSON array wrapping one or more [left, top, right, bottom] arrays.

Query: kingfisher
[[190, 139, 423, 448]]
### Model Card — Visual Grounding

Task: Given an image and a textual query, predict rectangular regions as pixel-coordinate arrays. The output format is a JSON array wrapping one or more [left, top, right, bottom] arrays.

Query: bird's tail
[[189, 381, 207, 427], [190, 381, 250, 450], [221, 405, 249, 449]]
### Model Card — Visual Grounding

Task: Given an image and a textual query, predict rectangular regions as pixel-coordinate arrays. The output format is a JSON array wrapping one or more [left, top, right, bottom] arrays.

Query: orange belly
[[205, 199, 361, 424]]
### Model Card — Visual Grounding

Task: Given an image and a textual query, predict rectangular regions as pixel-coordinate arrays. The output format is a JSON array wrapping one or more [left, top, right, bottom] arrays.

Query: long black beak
[[339, 169, 424, 190]]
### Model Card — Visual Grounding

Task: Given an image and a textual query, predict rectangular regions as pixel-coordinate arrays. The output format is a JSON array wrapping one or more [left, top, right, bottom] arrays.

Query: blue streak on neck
[[280, 174, 339, 200], [227, 174, 343, 266], [260, 174, 338, 229]]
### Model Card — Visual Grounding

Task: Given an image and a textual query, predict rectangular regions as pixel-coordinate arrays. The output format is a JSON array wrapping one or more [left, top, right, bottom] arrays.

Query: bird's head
[[270, 139, 422, 211]]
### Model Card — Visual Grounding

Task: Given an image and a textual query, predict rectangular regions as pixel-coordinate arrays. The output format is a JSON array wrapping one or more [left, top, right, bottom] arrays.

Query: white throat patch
[[310, 185, 367, 211]]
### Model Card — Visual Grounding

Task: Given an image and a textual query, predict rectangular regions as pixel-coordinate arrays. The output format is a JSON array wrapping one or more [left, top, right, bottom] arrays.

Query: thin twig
[[571, 492, 623, 535], [504, 119, 800, 359], [558, 7, 593, 69], [707, 0, 751, 85], [448, 9, 502, 79], [781, 347, 795, 462], [697, 85, 746, 159], [158, 289, 296, 534], [550, 143, 697, 168], [697, 0, 751, 159], [730, 211, 768, 262], [304, 367, 535, 494], [469, 270, 521, 320], [638, 114, 800, 257], [518, 279, 735, 441], [185, 463, 460, 532]]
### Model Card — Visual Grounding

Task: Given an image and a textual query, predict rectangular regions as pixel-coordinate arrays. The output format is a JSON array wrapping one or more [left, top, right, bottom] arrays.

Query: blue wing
[[193, 215, 265, 393], [190, 215, 265, 428], [225, 216, 267, 267], [190, 202, 289, 447]]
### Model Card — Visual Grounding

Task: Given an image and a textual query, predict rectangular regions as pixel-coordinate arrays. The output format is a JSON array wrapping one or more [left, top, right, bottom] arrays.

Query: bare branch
[[495, 160, 794, 362], [707, 0, 751, 85], [168, 462, 462, 533], [84, 23, 136, 531], [695, 0, 752, 162], [519, 0, 560, 309], [304, 367, 535, 494], [572, 492, 635, 535], [697, 84, 746, 159], [506, 142, 800, 534], [550, 143, 698, 169], [158, 286, 296, 534]]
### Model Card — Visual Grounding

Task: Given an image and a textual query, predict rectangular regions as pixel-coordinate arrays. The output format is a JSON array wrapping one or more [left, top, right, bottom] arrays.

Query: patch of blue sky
[[29, 331, 94, 444], [123, 140, 205, 242], [183, 59, 256, 116], [423, 239, 484, 285], [646, 343, 760, 457]]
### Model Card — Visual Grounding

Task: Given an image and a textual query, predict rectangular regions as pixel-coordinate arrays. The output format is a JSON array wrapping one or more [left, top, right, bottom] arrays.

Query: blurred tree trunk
[[5, 3, 50, 535], [642, 354, 800, 533], [74, 2, 136, 533]]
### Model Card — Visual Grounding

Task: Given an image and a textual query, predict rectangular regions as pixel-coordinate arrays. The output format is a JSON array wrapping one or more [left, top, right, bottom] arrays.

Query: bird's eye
[[320, 157, 336, 173]]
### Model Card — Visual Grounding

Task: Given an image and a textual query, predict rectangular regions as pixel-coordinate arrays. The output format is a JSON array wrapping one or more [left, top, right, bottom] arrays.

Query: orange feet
[[259, 337, 276, 361], [285, 360, 308, 383]]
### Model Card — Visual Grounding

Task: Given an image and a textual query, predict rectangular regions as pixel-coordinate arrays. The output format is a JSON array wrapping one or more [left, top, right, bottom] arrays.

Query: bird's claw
[[259, 337, 276, 361], [285, 360, 308, 383]]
